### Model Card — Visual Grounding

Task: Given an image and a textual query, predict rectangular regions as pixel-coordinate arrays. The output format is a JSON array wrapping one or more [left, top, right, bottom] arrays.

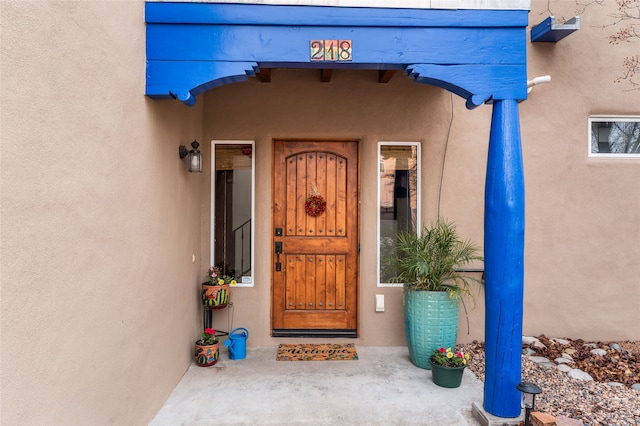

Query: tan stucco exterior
[[1, 1, 204, 423], [1, 0, 638, 424]]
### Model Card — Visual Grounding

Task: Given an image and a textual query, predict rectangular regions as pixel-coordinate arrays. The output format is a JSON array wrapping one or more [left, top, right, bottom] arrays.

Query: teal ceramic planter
[[404, 290, 459, 369], [431, 364, 465, 388]]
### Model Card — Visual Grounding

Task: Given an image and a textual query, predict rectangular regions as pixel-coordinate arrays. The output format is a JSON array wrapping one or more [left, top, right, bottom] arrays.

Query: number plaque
[[310, 40, 352, 62]]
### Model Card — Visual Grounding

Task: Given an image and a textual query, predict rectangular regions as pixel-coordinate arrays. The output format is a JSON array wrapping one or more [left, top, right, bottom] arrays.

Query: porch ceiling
[[145, 2, 529, 108]]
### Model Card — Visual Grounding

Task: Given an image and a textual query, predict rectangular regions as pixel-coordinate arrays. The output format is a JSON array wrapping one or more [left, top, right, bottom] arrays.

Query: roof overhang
[[145, 2, 530, 108]]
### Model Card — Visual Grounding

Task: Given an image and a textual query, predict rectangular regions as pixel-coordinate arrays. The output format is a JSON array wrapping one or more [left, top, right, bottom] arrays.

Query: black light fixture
[[516, 381, 542, 426], [179, 140, 202, 173]]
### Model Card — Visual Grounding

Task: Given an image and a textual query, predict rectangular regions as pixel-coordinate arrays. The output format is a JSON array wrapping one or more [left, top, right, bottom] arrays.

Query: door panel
[[272, 140, 359, 335]]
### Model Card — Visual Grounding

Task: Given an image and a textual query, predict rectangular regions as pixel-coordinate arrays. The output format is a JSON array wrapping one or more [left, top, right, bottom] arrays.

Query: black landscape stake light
[[516, 381, 542, 426], [179, 140, 202, 173]]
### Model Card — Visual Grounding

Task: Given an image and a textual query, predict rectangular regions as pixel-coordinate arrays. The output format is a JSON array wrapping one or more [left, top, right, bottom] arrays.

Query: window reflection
[[379, 144, 419, 284]]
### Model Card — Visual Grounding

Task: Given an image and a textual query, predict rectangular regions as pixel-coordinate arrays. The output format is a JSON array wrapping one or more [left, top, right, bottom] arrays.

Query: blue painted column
[[483, 99, 524, 417]]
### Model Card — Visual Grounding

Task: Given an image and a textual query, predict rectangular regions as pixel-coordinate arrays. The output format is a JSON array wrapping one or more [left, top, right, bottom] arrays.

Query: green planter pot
[[404, 290, 459, 369], [431, 364, 465, 388]]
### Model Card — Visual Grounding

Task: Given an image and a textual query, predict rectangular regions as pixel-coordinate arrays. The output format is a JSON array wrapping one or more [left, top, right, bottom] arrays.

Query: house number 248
[[310, 40, 352, 62]]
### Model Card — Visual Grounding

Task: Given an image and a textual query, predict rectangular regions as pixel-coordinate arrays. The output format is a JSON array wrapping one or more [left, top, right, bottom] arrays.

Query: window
[[211, 141, 255, 286], [378, 142, 420, 287], [589, 116, 640, 158]]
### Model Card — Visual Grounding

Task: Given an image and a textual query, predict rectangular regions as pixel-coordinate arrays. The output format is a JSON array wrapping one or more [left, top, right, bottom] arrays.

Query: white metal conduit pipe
[[527, 75, 551, 93]]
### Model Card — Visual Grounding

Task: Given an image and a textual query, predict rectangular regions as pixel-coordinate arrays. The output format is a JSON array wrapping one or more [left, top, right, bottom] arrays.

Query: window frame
[[210, 140, 256, 287], [377, 141, 421, 288], [588, 115, 640, 158]]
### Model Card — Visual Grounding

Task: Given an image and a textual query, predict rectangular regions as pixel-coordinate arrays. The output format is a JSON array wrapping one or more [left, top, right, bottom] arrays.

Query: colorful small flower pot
[[195, 341, 219, 367], [201, 283, 230, 310]]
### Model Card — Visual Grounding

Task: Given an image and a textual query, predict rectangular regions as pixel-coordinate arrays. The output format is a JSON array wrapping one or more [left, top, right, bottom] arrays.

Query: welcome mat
[[276, 343, 358, 361]]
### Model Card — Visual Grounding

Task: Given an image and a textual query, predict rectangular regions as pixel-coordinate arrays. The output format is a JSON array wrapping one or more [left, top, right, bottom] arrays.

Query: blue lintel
[[531, 16, 580, 43], [145, 2, 530, 107], [145, 2, 529, 27]]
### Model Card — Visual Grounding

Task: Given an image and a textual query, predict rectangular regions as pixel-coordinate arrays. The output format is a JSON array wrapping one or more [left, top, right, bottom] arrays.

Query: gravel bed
[[460, 338, 640, 426]]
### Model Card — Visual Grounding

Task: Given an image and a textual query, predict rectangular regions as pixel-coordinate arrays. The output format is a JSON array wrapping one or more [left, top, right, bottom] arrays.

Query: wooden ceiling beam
[[256, 68, 398, 84], [378, 70, 396, 83], [256, 68, 272, 83]]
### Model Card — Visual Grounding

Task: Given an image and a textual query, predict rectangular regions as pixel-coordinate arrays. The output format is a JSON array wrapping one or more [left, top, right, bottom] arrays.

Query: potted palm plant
[[390, 218, 483, 369]]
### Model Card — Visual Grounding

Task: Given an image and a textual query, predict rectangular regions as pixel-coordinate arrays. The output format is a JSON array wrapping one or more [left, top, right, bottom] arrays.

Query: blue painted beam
[[484, 99, 525, 418], [145, 2, 529, 106], [147, 25, 525, 65], [406, 64, 528, 107], [145, 2, 528, 28], [146, 61, 258, 100]]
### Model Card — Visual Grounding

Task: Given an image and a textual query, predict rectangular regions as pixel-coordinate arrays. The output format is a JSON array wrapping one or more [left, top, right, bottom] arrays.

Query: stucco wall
[[1, 0, 638, 424], [522, 0, 640, 340], [1, 1, 204, 424]]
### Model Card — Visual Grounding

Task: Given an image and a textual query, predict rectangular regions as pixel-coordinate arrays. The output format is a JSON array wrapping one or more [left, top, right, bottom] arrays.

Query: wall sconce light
[[516, 381, 542, 426], [179, 140, 202, 173]]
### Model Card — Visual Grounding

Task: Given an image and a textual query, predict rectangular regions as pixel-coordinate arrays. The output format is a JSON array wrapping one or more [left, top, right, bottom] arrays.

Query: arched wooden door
[[272, 140, 359, 337]]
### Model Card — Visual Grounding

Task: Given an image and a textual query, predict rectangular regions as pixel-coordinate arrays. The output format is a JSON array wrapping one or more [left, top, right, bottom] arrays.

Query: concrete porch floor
[[150, 346, 489, 425]]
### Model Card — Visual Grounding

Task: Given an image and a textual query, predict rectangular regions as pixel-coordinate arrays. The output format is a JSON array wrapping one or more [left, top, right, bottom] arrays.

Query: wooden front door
[[272, 140, 359, 337]]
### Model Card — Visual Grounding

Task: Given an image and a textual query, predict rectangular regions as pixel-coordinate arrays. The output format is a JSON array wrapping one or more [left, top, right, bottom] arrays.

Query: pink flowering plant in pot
[[207, 266, 237, 286], [202, 266, 236, 310], [430, 347, 470, 388], [430, 347, 470, 368]]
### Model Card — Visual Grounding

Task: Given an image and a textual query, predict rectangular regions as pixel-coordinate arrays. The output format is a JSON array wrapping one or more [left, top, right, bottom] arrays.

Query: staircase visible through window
[[211, 141, 255, 286]]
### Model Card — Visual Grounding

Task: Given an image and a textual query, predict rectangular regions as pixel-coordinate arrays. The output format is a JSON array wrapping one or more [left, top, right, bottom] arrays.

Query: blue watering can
[[224, 327, 249, 360]]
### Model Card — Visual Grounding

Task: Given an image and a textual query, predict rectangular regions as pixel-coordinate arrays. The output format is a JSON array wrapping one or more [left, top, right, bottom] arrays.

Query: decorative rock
[[556, 364, 572, 373], [555, 415, 584, 426], [584, 342, 597, 349], [532, 340, 547, 350], [539, 362, 556, 370], [555, 357, 573, 364], [523, 336, 540, 345], [607, 382, 625, 387], [528, 356, 551, 364], [631, 384, 640, 391], [523, 348, 536, 356], [552, 338, 570, 345], [591, 348, 607, 356], [531, 411, 556, 426], [610, 343, 621, 352], [561, 353, 574, 361], [568, 368, 593, 381], [564, 348, 577, 355]]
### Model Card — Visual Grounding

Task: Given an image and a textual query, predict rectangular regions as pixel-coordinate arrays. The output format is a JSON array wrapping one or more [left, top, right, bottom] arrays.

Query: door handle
[[275, 242, 283, 272]]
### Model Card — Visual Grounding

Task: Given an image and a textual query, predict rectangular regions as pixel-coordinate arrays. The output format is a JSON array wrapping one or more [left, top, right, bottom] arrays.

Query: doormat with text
[[276, 343, 358, 361]]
